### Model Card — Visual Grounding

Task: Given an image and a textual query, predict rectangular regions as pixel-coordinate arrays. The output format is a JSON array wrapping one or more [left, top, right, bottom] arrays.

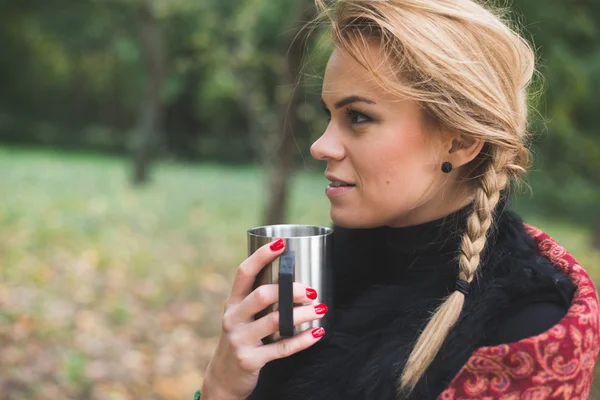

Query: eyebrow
[[321, 95, 377, 110]]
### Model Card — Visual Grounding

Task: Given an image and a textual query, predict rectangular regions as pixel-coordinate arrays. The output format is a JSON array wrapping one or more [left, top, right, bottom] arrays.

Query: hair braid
[[458, 156, 509, 282], [398, 154, 510, 392]]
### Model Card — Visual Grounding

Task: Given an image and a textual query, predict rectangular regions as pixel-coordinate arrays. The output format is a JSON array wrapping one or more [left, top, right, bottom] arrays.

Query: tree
[[262, 0, 320, 225], [513, 0, 600, 247], [195, 0, 322, 223], [130, 0, 166, 185]]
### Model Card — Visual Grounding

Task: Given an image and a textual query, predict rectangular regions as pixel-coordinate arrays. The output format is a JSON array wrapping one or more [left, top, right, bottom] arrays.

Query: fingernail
[[314, 303, 328, 315], [306, 288, 318, 300], [270, 239, 285, 251], [312, 327, 325, 338]]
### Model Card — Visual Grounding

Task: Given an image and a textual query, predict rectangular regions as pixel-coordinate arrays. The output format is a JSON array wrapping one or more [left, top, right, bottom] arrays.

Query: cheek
[[369, 131, 434, 189]]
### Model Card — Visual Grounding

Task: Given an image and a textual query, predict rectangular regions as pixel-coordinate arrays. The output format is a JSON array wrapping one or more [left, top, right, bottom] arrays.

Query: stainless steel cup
[[248, 224, 333, 344]]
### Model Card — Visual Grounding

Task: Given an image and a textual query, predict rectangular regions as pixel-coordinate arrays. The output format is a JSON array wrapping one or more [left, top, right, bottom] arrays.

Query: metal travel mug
[[247, 224, 333, 344]]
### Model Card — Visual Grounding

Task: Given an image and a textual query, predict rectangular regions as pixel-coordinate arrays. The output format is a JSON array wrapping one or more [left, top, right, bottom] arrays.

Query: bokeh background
[[1, 0, 599, 399]]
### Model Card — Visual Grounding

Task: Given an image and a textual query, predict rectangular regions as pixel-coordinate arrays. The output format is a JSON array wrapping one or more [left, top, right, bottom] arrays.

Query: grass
[[0, 146, 598, 399]]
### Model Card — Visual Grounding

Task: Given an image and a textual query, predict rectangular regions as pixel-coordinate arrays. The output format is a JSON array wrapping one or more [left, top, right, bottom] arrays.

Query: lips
[[325, 184, 355, 197], [329, 181, 355, 187], [324, 172, 356, 197], [325, 173, 355, 187]]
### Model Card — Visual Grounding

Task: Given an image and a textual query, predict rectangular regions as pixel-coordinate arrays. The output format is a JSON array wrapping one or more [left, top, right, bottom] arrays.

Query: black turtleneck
[[333, 205, 470, 310], [332, 204, 569, 346], [249, 204, 575, 400]]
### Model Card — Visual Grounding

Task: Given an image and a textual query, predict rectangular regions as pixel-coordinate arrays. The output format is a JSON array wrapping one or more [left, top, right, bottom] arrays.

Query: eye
[[346, 108, 372, 125]]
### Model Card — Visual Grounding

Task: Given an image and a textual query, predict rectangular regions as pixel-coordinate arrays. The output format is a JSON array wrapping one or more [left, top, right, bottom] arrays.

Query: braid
[[458, 156, 509, 282], [398, 153, 510, 393]]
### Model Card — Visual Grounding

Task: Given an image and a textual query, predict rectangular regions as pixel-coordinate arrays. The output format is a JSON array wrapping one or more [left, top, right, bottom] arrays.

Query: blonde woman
[[199, 1, 600, 399]]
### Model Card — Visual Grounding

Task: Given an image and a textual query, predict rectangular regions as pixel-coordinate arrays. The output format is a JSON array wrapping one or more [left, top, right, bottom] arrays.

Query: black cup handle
[[278, 250, 295, 338]]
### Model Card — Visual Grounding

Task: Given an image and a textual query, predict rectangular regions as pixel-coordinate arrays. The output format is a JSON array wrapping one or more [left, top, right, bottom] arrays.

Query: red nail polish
[[306, 288, 318, 300], [270, 239, 285, 251], [314, 303, 328, 315], [312, 327, 325, 338]]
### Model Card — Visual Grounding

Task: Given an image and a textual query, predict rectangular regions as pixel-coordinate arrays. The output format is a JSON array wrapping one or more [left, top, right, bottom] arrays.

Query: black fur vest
[[249, 206, 575, 400]]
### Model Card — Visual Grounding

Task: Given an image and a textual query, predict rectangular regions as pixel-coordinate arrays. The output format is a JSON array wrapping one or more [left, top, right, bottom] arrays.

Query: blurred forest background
[[0, 0, 599, 399]]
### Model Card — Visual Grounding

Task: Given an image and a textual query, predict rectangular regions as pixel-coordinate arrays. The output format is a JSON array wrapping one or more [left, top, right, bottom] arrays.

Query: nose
[[310, 126, 345, 161]]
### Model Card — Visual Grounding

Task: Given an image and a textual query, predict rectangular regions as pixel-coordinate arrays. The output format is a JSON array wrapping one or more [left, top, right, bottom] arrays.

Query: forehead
[[322, 44, 394, 102]]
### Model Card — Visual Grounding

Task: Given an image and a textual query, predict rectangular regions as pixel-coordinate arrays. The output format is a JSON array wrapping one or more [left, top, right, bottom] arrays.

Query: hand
[[201, 239, 327, 400]]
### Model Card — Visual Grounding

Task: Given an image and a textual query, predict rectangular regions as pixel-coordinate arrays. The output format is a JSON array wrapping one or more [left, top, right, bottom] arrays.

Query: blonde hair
[[314, 0, 537, 394]]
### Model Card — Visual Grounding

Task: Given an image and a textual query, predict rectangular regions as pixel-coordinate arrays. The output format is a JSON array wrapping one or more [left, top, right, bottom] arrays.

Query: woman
[[199, 0, 599, 399]]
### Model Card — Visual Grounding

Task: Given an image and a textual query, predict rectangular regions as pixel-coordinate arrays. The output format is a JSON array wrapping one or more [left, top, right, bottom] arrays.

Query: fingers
[[251, 325, 326, 368], [232, 282, 318, 324], [244, 303, 328, 344], [227, 239, 285, 305]]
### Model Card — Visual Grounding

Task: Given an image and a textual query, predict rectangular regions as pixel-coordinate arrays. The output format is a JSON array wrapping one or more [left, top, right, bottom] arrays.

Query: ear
[[443, 134, 485, 169]]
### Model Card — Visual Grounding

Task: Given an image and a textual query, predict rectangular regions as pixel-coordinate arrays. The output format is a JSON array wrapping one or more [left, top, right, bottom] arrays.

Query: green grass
[[0, 146, 598, 399]]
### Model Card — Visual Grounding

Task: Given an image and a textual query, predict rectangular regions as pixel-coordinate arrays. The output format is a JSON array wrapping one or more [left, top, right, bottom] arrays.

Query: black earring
[[441, 162, 453, 173]]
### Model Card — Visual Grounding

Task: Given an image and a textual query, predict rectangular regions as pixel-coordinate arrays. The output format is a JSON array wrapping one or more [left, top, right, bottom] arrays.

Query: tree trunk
[[262, 1, 317, 225], [131, 0, 165, 185], [237, 73, 278, 164]]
